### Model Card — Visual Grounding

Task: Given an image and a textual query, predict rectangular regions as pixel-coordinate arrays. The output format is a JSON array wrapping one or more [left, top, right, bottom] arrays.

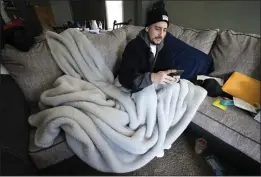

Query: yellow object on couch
[[222, 72, 260, 105]]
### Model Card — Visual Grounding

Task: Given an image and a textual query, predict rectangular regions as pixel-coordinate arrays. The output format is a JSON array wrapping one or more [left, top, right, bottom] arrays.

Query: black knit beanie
[[145, 8, 169, 27]]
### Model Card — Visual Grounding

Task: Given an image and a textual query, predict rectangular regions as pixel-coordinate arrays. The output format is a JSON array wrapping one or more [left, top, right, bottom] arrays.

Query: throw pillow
[[82, 28, 128, 75], [2, 38, 63, 103], [124, 25, 144, 42], [168, 23, 219, 54], [210, 30, 261, 81], [164, 33, 213, 81]]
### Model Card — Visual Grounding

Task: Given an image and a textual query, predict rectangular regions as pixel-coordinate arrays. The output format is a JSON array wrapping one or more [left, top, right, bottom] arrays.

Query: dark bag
[[4, 25, 35, 52], [201, 79, 232, 98], [194, 72, 234, 98]]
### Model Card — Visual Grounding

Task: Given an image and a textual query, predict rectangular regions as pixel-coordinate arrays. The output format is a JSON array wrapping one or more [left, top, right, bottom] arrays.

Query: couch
[[1, 23, 260, 175]]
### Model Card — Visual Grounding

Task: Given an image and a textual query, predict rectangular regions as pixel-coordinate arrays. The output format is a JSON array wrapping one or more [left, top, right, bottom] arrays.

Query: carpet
[[125, 134, 213, 176]]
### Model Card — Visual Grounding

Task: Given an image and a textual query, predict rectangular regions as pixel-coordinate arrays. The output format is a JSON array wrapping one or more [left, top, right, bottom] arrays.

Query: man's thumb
[[166, 69, 177, 74]]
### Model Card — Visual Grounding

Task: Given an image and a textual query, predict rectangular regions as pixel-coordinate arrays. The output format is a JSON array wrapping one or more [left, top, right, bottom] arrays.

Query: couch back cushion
[[82, 28, 128, 75], [125, 25, 144, 42], [2, 39, 63, 103], [210, 30, 260, 80], [125, 24, 219, 54]]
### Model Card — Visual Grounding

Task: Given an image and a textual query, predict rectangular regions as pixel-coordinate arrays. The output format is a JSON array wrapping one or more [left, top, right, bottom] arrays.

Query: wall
[[123, 0, 136, 25], [122, 0, 156, 26], [49, 0, 73, 26], [32, 0, 106, 29], [134, 0, 260, 34], [30, 0, 74, 27], [137, 0, 158, 26], [165, 0, 260, 34], [9, 0, 259, 34], [70, 0, 106, 27]]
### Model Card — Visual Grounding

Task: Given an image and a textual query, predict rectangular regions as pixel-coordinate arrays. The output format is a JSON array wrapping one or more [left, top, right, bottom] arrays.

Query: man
[[119, 8, 213, 93]]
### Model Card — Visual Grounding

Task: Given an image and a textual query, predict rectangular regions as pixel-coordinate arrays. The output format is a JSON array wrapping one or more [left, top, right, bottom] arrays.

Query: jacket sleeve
[[119, 42, 153, 93]]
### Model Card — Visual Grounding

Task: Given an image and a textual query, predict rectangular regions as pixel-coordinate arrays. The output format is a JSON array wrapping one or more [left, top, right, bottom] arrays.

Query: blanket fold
[[28, 29, 207, 173]]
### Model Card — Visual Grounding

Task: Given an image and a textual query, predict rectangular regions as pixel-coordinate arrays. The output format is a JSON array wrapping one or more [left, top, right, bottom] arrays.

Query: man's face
[[146, 21, 168, 45]]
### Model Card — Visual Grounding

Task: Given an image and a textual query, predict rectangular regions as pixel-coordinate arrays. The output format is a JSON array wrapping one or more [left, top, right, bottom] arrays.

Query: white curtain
[[105, 0, 123, 30]]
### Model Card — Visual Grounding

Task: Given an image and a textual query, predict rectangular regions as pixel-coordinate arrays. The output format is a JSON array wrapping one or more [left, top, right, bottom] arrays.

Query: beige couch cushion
[[193, 96, 260, 162], [198, 97, 260, 144], [210, 30, 261, 80], [2, 39, 63, 103], [125, 24, 219, 54], [125, 25, 144, 42], [82, 28, 128, 74]]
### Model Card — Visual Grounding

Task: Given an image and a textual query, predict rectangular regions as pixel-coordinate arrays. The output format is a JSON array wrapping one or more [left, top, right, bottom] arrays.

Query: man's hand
[[151, 70, 180, 84]]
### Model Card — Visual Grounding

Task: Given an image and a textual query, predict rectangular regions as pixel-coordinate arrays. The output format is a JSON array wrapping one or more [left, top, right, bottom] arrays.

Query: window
[[105, 0, 123, 30]]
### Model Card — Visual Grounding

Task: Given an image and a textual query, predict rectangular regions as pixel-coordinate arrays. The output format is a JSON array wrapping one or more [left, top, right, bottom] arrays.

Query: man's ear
[[145, 27, 149, 32]]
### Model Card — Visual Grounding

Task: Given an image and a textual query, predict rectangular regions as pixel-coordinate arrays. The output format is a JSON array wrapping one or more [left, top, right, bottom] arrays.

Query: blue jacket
[[119, 29, 213, 93]]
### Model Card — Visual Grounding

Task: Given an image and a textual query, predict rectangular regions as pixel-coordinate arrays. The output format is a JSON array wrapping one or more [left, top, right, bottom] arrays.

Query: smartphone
[[168, 70, 184, 77]]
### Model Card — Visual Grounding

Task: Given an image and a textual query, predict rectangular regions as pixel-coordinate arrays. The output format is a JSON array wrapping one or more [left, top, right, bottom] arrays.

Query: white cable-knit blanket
[[28, 29, 207, 173]]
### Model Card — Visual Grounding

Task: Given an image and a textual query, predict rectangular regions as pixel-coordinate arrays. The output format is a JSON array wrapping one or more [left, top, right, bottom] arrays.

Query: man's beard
[[150, 37, 162, 45]]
